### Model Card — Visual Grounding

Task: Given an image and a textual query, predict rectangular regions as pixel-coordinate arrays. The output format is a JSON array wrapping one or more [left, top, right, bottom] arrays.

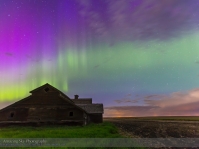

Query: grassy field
[[0, 122, 143, 149], [0, 122, 120, 138]]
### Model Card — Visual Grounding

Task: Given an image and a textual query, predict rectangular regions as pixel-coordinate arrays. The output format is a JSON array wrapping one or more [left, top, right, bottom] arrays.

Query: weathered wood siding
[[0, 108, 29, 121], [89, 114, 103, 123]]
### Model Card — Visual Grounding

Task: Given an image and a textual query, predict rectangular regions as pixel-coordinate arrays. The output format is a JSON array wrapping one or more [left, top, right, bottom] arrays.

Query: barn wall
[[0, 92, 86, 123], [0, 108, 29, 121], [89, 114, 103, 123], [27, 107, 57, 121], [0, 106, 86, 122], [27, 106, 84, 121], [56, 107, 84, 121]]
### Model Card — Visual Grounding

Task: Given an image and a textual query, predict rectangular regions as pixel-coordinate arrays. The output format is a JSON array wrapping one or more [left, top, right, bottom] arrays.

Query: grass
[[0, 122, 120, 138], [0, 122, 144, 149]]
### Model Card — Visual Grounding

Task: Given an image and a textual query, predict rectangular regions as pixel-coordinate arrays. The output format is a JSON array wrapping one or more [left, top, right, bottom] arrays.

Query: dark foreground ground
[[104, 117, 199, 149]]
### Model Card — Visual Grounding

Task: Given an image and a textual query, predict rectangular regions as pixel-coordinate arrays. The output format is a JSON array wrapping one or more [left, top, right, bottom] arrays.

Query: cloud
[[76, 0, 199, 42], [25, 54, 32, 59], [5, 52, 13, 56], [195, 61, 199, 64], [144, 94, 166, 99], [114, 93, 142, 104], [146, 88, 199, 107], [114, 98, 140, 104], [105, 106, 157, 110], [143, 94, 167, 105], [106, 88, 199, 117], [104, 106, 158, 117], [144, 94, 158, 99], [94, 65, 100, 69], [78, 0, 91, 6], [104, 101, 199, 117]]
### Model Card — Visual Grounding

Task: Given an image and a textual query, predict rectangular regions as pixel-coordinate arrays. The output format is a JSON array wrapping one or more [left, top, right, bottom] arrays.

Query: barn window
[[44, 87, 49, 92], [10, 112, 14, 118], [69, 112, 73, 117]]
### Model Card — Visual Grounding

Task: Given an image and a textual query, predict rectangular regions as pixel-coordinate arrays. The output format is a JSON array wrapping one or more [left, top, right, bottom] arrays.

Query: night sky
[[1, 0, 199, 117]]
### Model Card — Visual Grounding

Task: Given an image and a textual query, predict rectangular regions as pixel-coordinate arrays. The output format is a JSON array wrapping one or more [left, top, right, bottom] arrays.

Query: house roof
[[76, 104, 103, 114]]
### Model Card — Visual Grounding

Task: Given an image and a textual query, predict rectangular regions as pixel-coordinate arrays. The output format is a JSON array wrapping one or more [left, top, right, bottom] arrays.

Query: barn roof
[[76, 104, 103, 114], [30, 83, 74, 103], [72, 98, 92, 104], [58, 95, 88, 114], [0, 83, 103, 116]]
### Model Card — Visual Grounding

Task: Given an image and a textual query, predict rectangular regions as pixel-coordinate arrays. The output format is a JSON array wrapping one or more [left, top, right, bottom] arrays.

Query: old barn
[[0, 83, 103, 125]]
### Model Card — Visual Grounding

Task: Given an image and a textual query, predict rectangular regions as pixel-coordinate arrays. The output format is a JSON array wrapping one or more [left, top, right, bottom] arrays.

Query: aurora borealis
[[1, 0, 199, 117]]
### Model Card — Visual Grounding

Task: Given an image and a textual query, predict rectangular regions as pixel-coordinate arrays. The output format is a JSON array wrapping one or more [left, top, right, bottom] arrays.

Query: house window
[[44, 87, 49, 92], [10, 112, 14, 118], [69, 112, 73, 117]]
